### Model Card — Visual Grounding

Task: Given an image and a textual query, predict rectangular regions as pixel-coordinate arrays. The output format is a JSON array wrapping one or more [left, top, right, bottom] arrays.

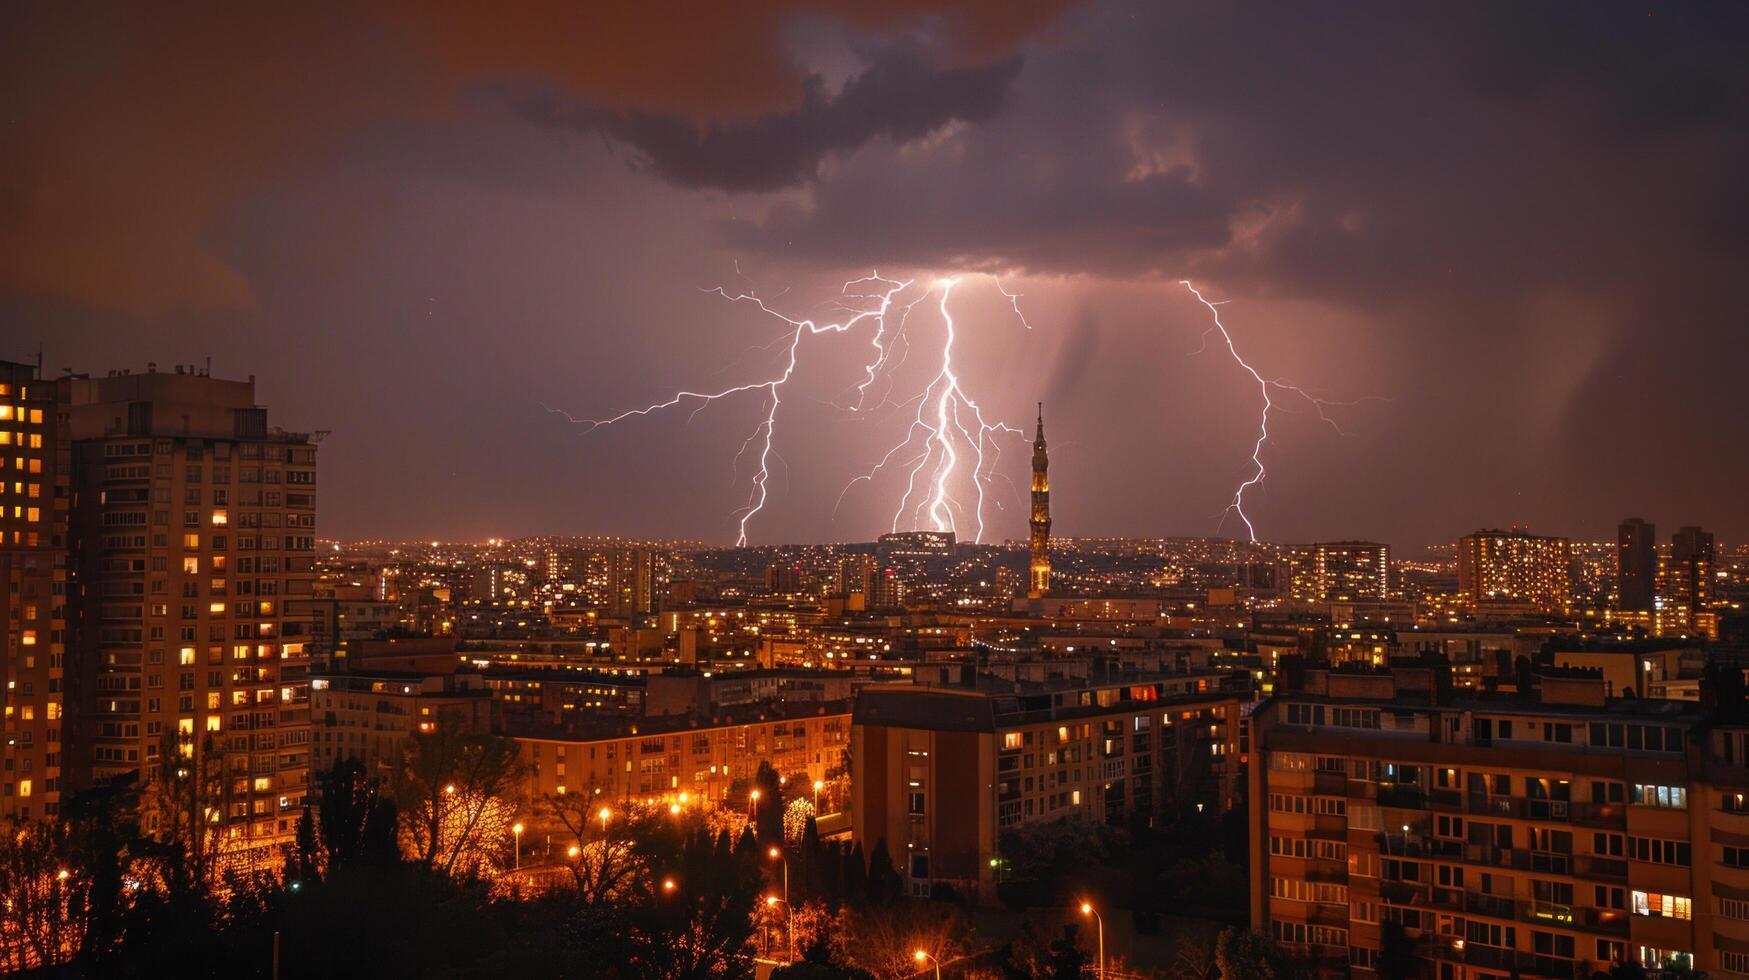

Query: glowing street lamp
[[598, 806, 611, 833], [1079, 902, 1105, 980], [913, 949, 940, 979], [512, 822, 525, 870], [567, 844, 581, 860], [768, 847, 792, 961], [662, 877, 676, 893], [812, 779, 824, 809]]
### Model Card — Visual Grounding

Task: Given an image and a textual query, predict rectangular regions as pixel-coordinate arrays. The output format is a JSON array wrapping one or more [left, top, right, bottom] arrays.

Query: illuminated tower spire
[[1029, 402, 1051, 598]]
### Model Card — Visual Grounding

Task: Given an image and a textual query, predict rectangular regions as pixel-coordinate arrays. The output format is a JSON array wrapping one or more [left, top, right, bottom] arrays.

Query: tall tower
[[1029, 403, 1051, 599]]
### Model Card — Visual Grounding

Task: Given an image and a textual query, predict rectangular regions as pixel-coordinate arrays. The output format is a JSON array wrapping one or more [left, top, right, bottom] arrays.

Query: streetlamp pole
[[512, 822, 524, 871], [769, 847, 791, 960], [913, 950, 940, 979], [1080, 902, 1105, 980]]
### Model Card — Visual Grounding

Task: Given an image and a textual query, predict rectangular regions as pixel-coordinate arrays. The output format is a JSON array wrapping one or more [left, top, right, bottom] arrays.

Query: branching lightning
[[557, 272, 1030, 545], [1180, 279, 1367, 542]]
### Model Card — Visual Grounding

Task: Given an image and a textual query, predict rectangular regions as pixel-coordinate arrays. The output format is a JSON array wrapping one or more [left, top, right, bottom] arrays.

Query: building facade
[[516, 703, 851, 805], [852, 674, 1242, 904], [1457, 530, 1573, 613], [64, 366, 319, 865], [1617, 519, 1657, 613], [0, 361, 69, 821], [1250, 663, 1748, 977], [1286, 541, 1392, 604]]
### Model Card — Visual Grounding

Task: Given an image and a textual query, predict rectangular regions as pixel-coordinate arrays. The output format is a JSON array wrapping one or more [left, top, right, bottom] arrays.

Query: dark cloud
[[0, 0, 1067, 314], [712, 4, 1749, 308], [518, 45, 1022, 193]]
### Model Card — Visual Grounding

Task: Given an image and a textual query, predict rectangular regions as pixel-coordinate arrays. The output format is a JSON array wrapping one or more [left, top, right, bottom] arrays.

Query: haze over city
[[9, 3, 1747, 546]]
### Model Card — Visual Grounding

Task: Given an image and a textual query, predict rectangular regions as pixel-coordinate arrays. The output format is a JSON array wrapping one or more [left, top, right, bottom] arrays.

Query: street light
[[769, 847, 791, 961], [567, 844, 581, 860], [813, 779, 824, 809], [1079, 901, 1105, 980], [913, 949, 940, 979], [598, 806, 611, 834], [662, 877, 676, 893], [512, 822, 525, 870]]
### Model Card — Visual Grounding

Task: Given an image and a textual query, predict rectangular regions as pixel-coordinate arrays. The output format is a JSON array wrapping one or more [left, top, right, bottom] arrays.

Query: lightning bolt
[[557, 272, 1029, 546], [1180, 279, 1366, 542]]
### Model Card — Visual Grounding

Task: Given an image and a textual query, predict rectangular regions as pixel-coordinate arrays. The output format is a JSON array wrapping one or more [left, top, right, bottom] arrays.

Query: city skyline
[[8, 4, 1748, 547]]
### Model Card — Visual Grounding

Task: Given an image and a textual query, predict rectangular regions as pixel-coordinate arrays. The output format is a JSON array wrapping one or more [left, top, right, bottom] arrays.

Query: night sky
[[5, 3, 1747, 547]]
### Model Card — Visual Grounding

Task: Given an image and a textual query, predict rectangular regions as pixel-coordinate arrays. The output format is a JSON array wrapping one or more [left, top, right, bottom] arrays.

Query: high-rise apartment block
[[1286, 541, 1391, 603], [607, 547, 656, 619], [64, 365, 319, 866], [1457, 529, 1572, 613], [0, 361, 69, 821], [1660, 526, 1716, 637], [1617, 518, 1657, 613], [1251, 662, 1749, 977]]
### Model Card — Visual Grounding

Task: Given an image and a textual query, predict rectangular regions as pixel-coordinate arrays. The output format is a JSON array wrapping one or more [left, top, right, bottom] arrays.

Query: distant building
[[1029, 404, 1051, 599], [1285, 541, 1391, 603], [1617, 518, 1657, 612], [1457, 529, 1572, 612], [876, 530, 955, 563], [765, 561, 805, 595], [0, 360, 68, 821], [607, 547, 656, 619]]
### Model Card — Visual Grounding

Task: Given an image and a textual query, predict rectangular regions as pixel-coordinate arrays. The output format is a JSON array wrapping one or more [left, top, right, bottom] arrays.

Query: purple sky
[[6, 2, 1747, 547]]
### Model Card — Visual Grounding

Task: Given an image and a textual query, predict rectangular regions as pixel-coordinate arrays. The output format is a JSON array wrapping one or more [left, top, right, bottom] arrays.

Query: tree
[[772, 926, 876, 980], [1216, 927, 1282, 980], [0, 818, 91, 971], [395, 729, 526, 876], [540, 791, 650, 904], [839, 901, 971, 980], [865, 838, 901, 906], [1378, 921, 1417, 980], [1046, 922, 1091, 980], [754, 761, 785, 843]]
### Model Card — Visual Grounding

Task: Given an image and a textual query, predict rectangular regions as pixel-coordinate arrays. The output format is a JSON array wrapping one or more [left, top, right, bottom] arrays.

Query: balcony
[[1571, 801, 1627, 829], [1380, 879, 1426, 905], [1313, 770, 1347, 794], [1467, 793, 1523, 818], [1526, 798, 1572, 821], [1574, 855, 1627, 880], [1464, 892, 1517, 919], [1377, 784, 1426, 810], [1429, 787, 1463, 811]]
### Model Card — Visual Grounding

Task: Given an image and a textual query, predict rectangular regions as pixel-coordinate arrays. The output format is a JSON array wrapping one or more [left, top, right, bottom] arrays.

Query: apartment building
[[515, 701, 850, 804], [852, 672, 1243, 904], [64, 365, 319, 866], [310, 670, 492, 776], [1250, 660, 1749, 977], [1457, 530, 1573, 613], [0, 361, 69, 821]]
